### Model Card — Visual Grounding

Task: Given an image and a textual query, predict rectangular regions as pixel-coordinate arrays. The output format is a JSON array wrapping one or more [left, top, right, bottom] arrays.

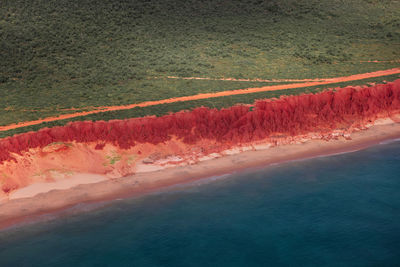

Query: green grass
[[1, 74, 398, 139], [1, 0, 399, 136]]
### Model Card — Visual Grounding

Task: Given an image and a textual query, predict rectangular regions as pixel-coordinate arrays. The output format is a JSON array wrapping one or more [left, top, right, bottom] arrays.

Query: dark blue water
[[1, 141, 400, 267]]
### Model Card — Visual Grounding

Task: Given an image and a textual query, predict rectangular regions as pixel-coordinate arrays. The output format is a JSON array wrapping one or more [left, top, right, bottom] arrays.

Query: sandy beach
[[1, 121, 400, 231]]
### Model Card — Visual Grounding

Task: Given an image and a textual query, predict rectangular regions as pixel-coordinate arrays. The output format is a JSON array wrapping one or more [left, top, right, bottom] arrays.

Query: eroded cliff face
[[1, 80, 400, 198]]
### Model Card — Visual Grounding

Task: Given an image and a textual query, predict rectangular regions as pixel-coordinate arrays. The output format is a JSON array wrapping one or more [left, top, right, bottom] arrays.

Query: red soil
[[1, 80, 400, 196], [1, 68, 399, 132]]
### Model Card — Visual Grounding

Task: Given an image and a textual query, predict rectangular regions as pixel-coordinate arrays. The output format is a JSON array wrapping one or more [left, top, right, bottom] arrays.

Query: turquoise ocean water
[[0, 140, 399, 266]]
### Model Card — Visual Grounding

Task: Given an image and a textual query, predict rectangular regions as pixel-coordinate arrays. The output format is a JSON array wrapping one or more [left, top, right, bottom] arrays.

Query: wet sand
[[1, 122, 400, 231]]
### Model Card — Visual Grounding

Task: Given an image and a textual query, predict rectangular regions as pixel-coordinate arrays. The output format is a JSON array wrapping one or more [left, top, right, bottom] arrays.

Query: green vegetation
[[1, 0, 399, 136], [105, 152, 121, 165], [1, 74, 398, 139]]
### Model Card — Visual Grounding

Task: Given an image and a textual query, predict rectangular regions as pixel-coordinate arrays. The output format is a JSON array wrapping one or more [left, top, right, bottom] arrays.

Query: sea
[[0, 140, 399, 267]]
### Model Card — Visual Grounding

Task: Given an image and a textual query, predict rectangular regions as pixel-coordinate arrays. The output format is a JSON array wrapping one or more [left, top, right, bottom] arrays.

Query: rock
[[142, 158, 154, 164]]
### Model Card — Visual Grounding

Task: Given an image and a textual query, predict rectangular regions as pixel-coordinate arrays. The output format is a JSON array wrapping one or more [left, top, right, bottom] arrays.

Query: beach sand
[[8, 173, 107, 200], [1, 121, 400, 230]]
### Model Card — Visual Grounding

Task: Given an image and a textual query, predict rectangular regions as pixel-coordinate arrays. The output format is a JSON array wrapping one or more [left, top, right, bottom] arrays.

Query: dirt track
[[163, 76, 327, 83], [1, 68, 399, 132]]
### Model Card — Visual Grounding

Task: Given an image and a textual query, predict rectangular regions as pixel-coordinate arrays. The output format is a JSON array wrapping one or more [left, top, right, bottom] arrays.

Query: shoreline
[[1, 122, 400, 231]]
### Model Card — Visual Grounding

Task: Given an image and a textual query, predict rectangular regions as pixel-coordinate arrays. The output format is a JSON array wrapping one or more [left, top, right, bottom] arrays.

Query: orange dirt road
[[1, 68, 400, 132]]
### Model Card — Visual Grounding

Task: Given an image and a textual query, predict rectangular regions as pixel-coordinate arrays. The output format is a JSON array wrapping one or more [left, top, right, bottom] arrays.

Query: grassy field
[[1, 0, 400, 136]]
